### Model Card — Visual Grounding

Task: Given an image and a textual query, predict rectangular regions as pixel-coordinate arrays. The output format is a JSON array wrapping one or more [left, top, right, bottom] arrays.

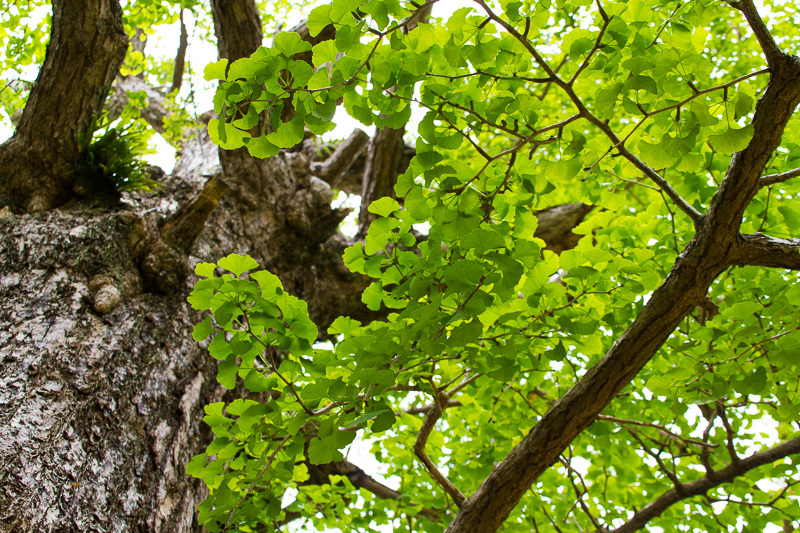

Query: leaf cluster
[[75, 112, 160, 200]]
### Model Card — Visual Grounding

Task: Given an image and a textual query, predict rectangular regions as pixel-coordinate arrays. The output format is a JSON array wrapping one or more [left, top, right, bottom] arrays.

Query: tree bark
[[0, 0, 128, 212]]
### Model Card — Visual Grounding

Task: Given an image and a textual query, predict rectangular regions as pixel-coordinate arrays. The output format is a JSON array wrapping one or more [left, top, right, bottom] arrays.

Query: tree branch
[[306, 459, 440, 520], [446, 16, 800, 529], [734, 0, 785, 65], [310, 129, 370, 189], [728, 232, 800, 270], [760, 167, 800, 187], [414, 389, 467, 507], [357, 3, 432, 238], [472, 0, 702, 224], [169, 10, 189, 94], [109, 75, 169, 134], [159, 175, 229, 254], [609, 435, 800, 533]]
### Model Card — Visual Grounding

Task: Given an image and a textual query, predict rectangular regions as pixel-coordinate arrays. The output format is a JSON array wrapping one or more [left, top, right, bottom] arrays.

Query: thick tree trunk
[[0, 208, 216, 531], [0, 0, 128, 212]]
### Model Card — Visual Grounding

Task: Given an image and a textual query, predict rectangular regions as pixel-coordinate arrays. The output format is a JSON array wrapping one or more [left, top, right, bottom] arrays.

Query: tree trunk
[[0, 0, 128, 212]]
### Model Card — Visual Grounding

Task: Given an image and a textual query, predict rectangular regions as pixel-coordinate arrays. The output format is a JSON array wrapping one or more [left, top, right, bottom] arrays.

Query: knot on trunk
[[285, 177, 350, 240]]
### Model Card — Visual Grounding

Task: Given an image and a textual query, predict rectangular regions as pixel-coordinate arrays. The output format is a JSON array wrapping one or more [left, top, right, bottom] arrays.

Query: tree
[[0, 1, 799, 533]]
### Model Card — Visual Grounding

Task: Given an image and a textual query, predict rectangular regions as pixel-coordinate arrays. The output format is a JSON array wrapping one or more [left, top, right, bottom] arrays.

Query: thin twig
[[760, 167, 800, 187], [225, 433, 292, 530], [413, 386, 467, 506]]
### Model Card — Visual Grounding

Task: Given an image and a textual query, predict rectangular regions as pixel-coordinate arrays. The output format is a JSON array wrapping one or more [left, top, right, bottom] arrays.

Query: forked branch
[[414, 389, 467, 507], [609, 436, 800, 533]]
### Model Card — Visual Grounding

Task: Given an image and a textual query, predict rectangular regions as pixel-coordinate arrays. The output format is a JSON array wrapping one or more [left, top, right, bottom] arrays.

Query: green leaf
[[328, 316, 361, 336], [186, 454, 208, 478], [208, 334, 233, 361], [217, 254, 259, 277], [708, 125, 754, 155], [734, 366, 767, 395], [312, 40, 339, 66], [371, 409, 396, 432], [195, 262, 217, 278], [274, 32, 312, 56], [208, 118, 250, 150], [217, 361, 239, 390], [251, 270, 283, 296], [308, 436, 341, 464], [193, 316, 215, 341], [362, 281, 384, 311], [204, 59, 228, 81], [245, 135, 280, 159], [307, 5, 333, 37], [290, 317, 318, 342], [266, 114, 305, 148], [368, 196, 402, 217]]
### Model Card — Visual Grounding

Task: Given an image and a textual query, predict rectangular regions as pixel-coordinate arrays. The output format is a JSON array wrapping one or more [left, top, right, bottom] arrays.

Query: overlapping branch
[[724, 0, 785, 65], [471, 0, 702, 223], [609, 436, 800, 533], [445, 0, 800, 530], [414, 388, 467, 507]]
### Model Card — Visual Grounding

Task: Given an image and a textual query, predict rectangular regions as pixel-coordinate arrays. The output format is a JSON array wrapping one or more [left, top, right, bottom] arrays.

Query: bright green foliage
[[187, 254, 427, 531], [192, 0, 800, 531], [0, 0, 49, 123]]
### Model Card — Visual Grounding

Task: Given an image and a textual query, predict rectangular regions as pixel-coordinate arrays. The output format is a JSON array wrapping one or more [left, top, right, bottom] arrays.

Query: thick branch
[[728, 233, 800, 270], [303, 138, 415, 196], [310, 129, 370, 187], [445, 14, 800, 533], [760, 167, 800, 187], [160, 175, 230, 254], [358, 125, 407, 237], [211, 0, 262, 64], [534, 203, 594, 254], [610, 436, 800, 533], [0, 0, 129, 212], [735, 0, 785, 65]]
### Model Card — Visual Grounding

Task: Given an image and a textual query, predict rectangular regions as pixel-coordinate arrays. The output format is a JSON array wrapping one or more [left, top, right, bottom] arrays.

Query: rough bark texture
[[0, 0, 128, 212], [0, 207, 216, 531]]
